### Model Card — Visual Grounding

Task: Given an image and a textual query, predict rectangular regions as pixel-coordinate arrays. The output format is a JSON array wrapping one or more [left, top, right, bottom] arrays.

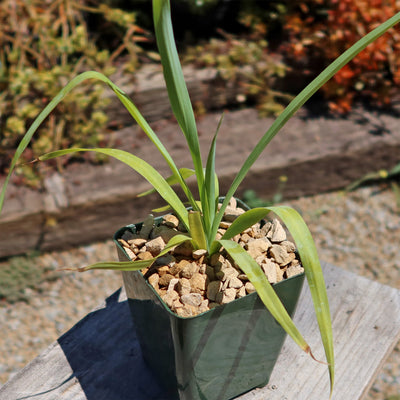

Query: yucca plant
[[1, 1, 400, 397]]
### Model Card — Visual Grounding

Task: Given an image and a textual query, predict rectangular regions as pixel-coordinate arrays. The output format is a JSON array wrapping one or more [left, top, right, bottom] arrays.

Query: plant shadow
[[56, 288, 176, 400]]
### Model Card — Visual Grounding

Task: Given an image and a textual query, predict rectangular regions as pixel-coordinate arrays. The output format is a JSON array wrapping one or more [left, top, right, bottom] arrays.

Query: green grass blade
[[152, 0, 205, 200], [75, 234, 190, 272], [0, 70, 197, 214], [217, 204, 334, 397], [203, 114, 223, 238], [38, 148, 189, 229], [219, 239, 311, 353], [212, 12, 400, 238], [188, 211, 207, 250], [137, 168, 195, 197], [268, 205, 334, 397]]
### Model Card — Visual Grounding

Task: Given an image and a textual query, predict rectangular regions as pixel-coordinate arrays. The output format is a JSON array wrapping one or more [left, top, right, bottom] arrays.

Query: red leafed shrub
[[281, 0, 400, 113]]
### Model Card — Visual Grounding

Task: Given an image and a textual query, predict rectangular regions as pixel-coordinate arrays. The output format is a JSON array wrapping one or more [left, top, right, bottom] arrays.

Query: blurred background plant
[[346, 162, 400, 212], [0, 0, 149, 187], [280, 0, 400, 113], [0, 252, 59, 303], [2, 0, 400, 187]]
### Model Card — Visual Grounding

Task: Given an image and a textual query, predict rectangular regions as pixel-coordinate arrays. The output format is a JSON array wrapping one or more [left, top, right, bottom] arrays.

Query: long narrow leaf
[[219, 239, 311, 351], [217, 204, 334, 398], [71, 233, 190, 272], [0, 70, 197, 215], [203, 114, 223, 238], [212, 12, 400, 239], [38, 148, 189, 229], [188, 210, 207, 250], [152, 0, 205, 202], [137, 168, 195, 197], [268, 205, 334, 398]]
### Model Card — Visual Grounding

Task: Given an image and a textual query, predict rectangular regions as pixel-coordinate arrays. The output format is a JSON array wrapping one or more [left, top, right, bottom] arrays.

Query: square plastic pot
[[114, 207, 304, 400]]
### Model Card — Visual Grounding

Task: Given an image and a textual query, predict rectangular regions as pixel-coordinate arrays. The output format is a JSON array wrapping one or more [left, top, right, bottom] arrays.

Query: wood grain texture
[[2, 106, 400, 258], [1, 262, 399, 400]]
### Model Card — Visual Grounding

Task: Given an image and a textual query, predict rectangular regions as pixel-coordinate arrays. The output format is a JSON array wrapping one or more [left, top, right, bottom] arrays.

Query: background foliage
[[0, 0, 148, 186], [1, 0, 399, 186], [281, 0, 400, 112]]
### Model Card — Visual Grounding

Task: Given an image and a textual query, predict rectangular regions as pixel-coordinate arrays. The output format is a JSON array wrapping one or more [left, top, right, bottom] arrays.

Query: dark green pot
[[114, 206, 304, 400]]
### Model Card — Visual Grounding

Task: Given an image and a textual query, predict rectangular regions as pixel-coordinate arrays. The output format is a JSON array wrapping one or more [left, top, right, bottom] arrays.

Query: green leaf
[[219, 204, 334, 398], [268, 205, 334, 397], [152, 0, 205, 205], [212, 12, 400, 240], [188, 210, 207, 250], [0, 70, 196, 215], [38, 148, 190, 229], [203, 114, 223, 238], [73, 233, 190, 272], [388, 162, 400, 177], [219, 239, 311, 351], [137, 168, 195, 197]]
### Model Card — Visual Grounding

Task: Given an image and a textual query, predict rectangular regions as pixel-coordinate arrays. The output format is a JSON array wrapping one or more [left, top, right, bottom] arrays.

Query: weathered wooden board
[[1, 262, 399, 400], [2, 105, 400, 258]]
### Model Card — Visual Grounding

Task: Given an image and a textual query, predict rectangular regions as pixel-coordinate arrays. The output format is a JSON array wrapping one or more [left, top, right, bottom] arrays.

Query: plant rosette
[[1, 1, 400, 399]]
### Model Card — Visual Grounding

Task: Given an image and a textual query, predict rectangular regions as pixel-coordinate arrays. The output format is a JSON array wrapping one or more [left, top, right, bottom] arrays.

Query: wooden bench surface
[[1, 262, 399, 400]]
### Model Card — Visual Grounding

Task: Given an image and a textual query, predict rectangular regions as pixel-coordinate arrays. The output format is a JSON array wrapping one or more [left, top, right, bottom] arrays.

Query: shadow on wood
[[56, 289, 172, 400]]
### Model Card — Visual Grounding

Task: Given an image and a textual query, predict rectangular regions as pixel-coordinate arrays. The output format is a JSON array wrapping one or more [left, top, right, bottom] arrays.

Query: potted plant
[[1, 1, 399, 399]]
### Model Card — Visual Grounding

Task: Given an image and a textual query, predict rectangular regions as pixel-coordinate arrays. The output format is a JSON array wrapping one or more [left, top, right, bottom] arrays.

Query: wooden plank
[[2, 106, 400, 258], [1, 263, 399, 400], [239, 263, 400, 399]]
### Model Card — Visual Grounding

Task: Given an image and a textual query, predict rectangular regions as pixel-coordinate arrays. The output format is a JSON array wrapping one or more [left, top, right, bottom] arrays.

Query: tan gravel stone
[[137, 251, 153, 260], [162, 290, 179, 308], [245, 282, 256, 294], [286, 264, 305, 278], [199, 299, 209, 313], [181, 293, 203, 307], [156, 265, 170, 276], [217, 288, 237, 304], [177, 278, 191, 296], [228, 276, 244, 289], [189, 273, 208, 293], [280, 240, 296, 253], [237, 286, 247, 298], [240, 233, 251, 243], [128, 238, 147, 247], [159, 273, 175, 287], [148, 273, 159, 290], [192, 249, 208, 259], [261, 259, 278, 284], [145, 236, 165, 256], [216, 266, 239, 282], [267, 219, 287, 243], [245, 238, 271, 259], [124, 247, 137, 260], [269, 244, 294, 266], [180, 262, 199, 279], [169, 259, 189, 276], [163, 214, 180, 228], [167, 278, 179, 292]]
